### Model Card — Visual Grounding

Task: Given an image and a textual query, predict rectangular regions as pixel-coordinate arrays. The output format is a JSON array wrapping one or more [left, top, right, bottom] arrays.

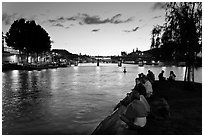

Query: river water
[[2, 63, 202, 135]]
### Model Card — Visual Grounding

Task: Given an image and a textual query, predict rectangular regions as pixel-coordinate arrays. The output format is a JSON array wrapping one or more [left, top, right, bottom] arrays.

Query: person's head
[[131, 89, 140, 100], [135, 78, 141, 84], [141, 76, 148, 83], [161, 70, 164, 73], [170, 71, 173, 74], [148, 70, 151, 73]]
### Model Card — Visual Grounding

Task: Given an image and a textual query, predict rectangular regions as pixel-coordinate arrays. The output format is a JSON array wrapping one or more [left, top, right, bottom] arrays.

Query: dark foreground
[[143, 81, 202, 135], [93, 80, 202, 135]]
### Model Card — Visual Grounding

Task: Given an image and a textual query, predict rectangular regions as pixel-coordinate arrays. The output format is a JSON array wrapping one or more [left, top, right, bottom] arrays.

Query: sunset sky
[[2, 2, 166, 56]]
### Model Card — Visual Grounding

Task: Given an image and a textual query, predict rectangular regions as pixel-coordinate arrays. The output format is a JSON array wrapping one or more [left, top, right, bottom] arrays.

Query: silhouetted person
[[147, 70, 155, 83], [123, 67, 127, 73], [133, 78, 146, 97], [158, 70, 166, 81], [168, 71, 176, 81], [142, 76, 153, 98], [138, 73, 145, 79]]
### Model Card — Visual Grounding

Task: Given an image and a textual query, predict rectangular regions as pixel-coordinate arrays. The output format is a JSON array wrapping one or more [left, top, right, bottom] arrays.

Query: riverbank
[[93, 80, 202, 135], [2, 62, 70, 71], [135, 81, 202, 135]]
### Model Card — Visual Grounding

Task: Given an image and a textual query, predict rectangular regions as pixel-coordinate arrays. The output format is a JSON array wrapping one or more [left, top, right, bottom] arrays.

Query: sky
[[2, 2, 166, 56]]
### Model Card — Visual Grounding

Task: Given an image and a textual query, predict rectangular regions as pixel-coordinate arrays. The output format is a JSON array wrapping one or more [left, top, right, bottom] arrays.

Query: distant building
[[2, 46, 53, 65], [2, 46, 21, 64], [121, 51, 127, 57]]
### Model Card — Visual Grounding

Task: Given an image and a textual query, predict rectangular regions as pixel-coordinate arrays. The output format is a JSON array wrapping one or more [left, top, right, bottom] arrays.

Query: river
[[2, 63, 202, 134]]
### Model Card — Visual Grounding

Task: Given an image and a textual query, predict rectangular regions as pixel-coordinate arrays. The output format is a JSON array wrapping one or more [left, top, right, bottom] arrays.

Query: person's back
[[143, 79, 153, 98], [147, 70, 155, 83], [168, 71, 176, 81], [137, 83, 146, 97], [150, 71, 155, 81], [158, 73, 163, 81], [120, 90, 148, 129], [158, 70, 165, 81], [125, 100, 148, 120], [133, 79, 146, 97], [124, 99, 148, 128]]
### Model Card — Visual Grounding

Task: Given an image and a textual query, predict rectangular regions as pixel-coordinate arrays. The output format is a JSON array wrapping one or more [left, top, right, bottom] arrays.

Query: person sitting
[[132, 78, 146, 97], [120, 90, 149, 129], [168, 71, 176, 81], [138, 73, 145, 79], [114, 77, 149, 110], [142, 76, 153, 98], [147, 70, 155, 83], [158, 70, 166, 81]]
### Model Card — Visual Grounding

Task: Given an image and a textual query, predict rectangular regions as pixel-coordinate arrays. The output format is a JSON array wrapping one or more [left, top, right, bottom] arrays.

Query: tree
[[150, 25, 163, 49], [5, 18, 52, 62], [163, 2, 202, 82]]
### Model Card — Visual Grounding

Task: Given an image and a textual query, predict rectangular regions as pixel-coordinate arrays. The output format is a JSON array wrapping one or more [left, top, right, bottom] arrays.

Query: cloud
[[152, 15, 162, 19], [2, 13, 39, 26], [110, 14, 133, 24], [2, 13, 18, 25], [67, 16, 78, 21], [138, 19, 143, 22], [82, 13, 134, 25], [48, 17, 69, 28], [48, 16, 66, 23], [55, 23, 64, 27], [123, 27, 139, 33], [152, 2, 166, 10], [91, 29, 100, 32], [47, 13, 134, 27], [80, 13, 109, 25], [51, 23, 70, 29]]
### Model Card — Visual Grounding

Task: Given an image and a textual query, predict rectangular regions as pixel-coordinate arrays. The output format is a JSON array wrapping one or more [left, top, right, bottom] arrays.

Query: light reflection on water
[[2, 63, 202, 135]]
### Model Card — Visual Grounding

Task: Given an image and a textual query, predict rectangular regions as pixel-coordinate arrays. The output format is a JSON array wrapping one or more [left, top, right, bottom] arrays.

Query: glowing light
[[74, 66, 79, 71], [12, 70, 19, 76], [28, 56, 32, 63], [162, 66, 166, 70]]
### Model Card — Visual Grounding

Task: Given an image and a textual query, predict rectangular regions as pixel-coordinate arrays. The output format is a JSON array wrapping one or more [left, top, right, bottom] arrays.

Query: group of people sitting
[[158, 70, 176, 81], [119, 70, 175, 130]]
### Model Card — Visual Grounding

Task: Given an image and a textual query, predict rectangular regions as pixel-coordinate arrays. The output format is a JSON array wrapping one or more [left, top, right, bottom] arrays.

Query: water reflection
[[95, 66, 101, 88], [2, 64, 202, 135]]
